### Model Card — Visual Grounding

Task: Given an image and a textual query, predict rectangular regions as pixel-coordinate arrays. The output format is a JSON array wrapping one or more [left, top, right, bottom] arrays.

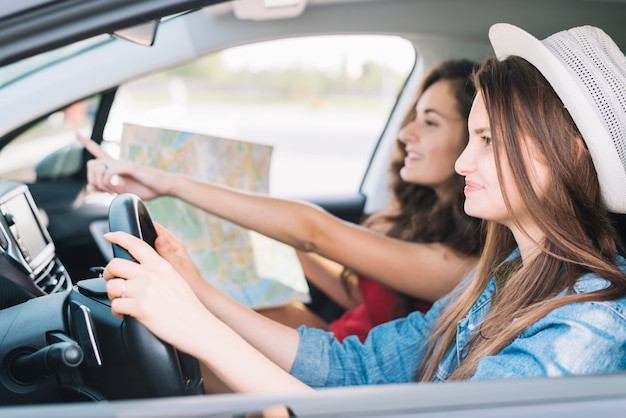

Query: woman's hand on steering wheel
[[102, 231, 211, 355], [152, 223, 209, 294]]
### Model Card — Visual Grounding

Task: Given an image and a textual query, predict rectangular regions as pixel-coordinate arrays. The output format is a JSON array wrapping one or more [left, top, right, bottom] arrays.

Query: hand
[[153, 223, 208, 292], [76, 133, 169, 200], [102, 231, 211, 352]]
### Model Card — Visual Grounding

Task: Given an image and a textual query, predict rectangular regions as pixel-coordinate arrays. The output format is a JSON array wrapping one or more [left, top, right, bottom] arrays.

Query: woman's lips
[[464, 180, 481, 193]]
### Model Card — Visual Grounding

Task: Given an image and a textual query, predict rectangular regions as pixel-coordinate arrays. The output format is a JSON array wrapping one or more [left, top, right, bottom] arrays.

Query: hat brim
[[488, 23, 626, 213]]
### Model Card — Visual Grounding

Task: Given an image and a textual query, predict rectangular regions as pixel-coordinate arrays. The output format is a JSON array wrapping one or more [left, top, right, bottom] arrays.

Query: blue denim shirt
[[290, 250, 626, 387]]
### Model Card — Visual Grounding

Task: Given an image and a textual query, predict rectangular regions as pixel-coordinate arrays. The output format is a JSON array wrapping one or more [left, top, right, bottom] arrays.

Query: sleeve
[[470, 301, 626, 380], [290, 293, 449, 388]]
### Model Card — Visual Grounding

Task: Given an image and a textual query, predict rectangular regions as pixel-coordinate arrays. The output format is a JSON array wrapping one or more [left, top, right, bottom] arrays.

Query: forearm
[[152, 222, 303, 373], [297, 251, 361, 309], [166, 175, 326, 250], [191, 278, 303, 373], [162, 174, 476, 303], [189, 311, 312, 393]]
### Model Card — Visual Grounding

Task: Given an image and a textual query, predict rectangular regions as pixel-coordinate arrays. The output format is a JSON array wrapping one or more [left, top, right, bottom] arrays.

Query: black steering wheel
[[108, 193, 203, 397]]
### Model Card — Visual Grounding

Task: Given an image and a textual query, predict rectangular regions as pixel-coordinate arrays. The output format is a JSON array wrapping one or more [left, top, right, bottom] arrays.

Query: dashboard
[[0, 182, 70, 306], [0, 181, 201, 406]]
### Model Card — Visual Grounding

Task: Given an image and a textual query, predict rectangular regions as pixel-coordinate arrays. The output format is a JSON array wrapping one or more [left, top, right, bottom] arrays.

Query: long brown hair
[[342, 59, 485, 316], [417, 56, 626, 381]]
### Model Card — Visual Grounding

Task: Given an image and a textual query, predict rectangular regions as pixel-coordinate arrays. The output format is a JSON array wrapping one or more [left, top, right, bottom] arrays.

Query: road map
[[121, 123, 310, 309]]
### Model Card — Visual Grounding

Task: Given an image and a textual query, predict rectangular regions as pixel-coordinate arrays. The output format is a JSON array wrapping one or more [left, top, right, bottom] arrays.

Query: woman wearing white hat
[[101, 22, 626, 390]]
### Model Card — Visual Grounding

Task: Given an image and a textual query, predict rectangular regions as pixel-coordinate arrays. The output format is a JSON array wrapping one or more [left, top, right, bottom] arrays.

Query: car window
[[0, 97, 99, 182], [104, 35, 415, 197]]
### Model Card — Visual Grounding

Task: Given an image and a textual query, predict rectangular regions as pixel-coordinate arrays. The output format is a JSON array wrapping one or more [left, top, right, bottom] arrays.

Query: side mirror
[[35, 143, 83, 180]]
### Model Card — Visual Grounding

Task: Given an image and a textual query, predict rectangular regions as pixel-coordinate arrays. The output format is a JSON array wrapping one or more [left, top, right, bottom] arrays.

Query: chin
[[463, 204, 483, 219], [399, 167, 413, 183]]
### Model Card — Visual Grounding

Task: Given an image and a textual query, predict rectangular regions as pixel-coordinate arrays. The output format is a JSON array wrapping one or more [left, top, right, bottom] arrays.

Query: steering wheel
[[108, 193, 203, 397]]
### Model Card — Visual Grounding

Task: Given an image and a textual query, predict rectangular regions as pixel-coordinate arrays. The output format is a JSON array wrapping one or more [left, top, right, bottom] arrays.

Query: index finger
[[76, 132, 112, 160]]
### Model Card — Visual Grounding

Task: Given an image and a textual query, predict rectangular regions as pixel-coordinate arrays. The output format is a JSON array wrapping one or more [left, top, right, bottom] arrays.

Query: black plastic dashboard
[[0, 181, 202, 406], [0, 182, 70, 305]]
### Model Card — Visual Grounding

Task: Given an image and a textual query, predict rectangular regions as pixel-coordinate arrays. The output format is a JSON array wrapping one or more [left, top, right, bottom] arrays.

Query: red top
[[328, 275, 432, 342]]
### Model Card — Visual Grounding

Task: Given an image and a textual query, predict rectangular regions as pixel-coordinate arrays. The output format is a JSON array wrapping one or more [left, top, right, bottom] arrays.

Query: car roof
[[1, 0, 626, 68], [0, 0, 226, 66]]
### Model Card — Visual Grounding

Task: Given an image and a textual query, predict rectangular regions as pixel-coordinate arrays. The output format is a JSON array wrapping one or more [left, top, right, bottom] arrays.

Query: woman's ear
[[575, 136, 587, 161]]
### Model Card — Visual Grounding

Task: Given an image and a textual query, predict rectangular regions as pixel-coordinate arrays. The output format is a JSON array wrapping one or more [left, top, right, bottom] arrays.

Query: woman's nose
[[454, 142, 474, 176], [398, 121, 419, 144]]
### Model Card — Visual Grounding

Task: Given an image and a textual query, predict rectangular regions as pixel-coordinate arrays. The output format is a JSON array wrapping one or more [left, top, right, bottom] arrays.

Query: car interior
[[0, 0, 626, 416]]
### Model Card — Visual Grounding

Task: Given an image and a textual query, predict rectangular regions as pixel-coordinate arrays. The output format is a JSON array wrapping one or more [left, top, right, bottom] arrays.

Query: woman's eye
[[482, 136, 492, 146], [424, 120, 437, 127]]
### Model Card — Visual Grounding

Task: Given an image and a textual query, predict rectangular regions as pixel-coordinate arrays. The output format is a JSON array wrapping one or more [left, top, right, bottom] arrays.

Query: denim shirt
[[290, 249, 626, 387]]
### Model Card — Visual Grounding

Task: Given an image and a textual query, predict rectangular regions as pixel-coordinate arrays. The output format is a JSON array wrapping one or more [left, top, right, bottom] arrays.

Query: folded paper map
[[121, 123, 310, 309]]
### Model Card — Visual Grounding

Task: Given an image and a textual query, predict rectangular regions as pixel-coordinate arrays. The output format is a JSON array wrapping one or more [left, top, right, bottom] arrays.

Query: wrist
[[159, 171, 180, 197]]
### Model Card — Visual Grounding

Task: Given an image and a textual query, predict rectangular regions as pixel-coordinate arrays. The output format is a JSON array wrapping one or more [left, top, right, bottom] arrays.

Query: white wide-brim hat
[[489, 23, 626, 213]]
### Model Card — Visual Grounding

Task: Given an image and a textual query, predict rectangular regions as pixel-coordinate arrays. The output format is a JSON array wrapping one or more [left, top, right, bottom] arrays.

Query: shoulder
[[522, 257, 626, 336], [494, 300, 626, 378], [516, 299, 626, 379], [571, 254, 626, 293], [521, 293, 626, 345], [569, 263, 626, 319]]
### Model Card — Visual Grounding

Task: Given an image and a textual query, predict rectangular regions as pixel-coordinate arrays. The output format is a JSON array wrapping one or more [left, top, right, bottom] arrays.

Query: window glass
[[105, 35, 415, 197], [0, 97, 98, 182]]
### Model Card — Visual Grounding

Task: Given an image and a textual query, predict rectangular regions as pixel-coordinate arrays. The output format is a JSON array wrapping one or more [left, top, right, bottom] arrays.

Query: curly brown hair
[[342, 59, 485, 318]]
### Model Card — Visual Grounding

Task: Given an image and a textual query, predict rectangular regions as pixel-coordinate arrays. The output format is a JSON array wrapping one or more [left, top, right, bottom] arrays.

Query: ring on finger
[[102, 162, 109, 170], [120, 281, 126, 298]]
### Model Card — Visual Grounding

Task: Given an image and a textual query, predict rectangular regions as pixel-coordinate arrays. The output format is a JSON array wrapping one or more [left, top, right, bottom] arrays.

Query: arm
[[163, 174, 476, 301], [152, 224, 313, 374], [79, 135, 476, 302], [296, 250, 361, 310], [291, 298, 443, 387], [102, 230, 312, 393]]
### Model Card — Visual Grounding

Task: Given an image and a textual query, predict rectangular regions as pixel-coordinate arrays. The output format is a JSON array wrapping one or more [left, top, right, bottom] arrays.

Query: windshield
[[0, 34, 112, 88]]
